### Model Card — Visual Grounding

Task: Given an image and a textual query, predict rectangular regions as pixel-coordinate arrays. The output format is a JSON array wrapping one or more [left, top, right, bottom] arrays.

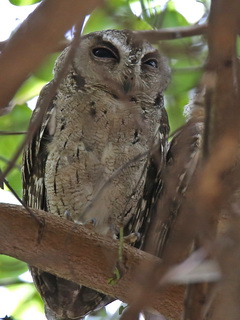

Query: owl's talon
[[64, 210, 74, 221], [84, 218, 96, 230], [64, 212, 96, 229], [123, 232, 140, 244]]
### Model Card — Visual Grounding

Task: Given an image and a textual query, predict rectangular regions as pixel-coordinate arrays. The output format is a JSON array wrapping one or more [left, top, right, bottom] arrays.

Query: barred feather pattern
[[143, 115, 204, 258], [22, 30, 170, 320]]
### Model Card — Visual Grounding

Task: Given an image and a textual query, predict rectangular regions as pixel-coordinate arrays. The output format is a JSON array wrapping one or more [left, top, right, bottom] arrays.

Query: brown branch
[[136, 24, 207, 43], [0, 0, 104, 109], [0, 22, 83, 187], [183, 1, 240, 319], [0, 23, 207, 61], [0, 15, 207, 111], [0, 203, 184, 320], [0, 131, 27, 135], [120, 116, 204, 320], [0, 39, 71, 55], [0, 40, 7, 51]]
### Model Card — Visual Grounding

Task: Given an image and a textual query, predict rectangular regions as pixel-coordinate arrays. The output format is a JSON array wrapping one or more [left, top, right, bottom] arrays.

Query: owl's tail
[[45, 305, 85, 320]]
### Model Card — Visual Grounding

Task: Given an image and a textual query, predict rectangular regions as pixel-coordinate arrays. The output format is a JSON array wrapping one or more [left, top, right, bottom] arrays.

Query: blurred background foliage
[[0, 0, 209, 319]]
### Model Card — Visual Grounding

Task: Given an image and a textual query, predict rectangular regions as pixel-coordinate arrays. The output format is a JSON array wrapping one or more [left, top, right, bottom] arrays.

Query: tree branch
[[183, 1, 240, 319], [0, 0, 104, 110], [137, 24, 207, 43], [0, 203, 184, 319], [0, 10, 207, 113]]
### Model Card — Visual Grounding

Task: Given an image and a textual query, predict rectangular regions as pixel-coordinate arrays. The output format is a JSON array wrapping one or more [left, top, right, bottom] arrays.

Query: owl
[[22, 29, 170, 320]]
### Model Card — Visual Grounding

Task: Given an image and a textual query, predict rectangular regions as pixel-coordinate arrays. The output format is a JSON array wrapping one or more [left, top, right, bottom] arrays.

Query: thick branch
[[206, 0, 240, 146], [0, 0, 103, 109], [0, 203, 183, 319], [183, 1, 240, 319]]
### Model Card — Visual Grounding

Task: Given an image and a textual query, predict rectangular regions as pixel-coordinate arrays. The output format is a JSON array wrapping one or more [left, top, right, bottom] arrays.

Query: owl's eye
[[92, 47, 117, 59], [144, 59, 158, 68]]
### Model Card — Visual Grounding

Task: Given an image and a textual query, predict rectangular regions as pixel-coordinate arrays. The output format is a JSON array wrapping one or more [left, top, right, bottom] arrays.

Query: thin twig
[[136, 24, 207, 43], [0, 131, 27, 135], [80, 149, 150, 219], [4, 178, 35, 217], [0, 156, 21, 170]]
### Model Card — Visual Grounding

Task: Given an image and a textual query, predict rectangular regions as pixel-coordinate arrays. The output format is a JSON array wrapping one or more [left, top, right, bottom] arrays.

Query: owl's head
[[56, 30, 170, 99]]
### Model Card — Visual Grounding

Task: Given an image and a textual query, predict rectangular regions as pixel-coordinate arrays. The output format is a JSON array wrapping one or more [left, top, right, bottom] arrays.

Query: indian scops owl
[[22, 29, 170, 319]]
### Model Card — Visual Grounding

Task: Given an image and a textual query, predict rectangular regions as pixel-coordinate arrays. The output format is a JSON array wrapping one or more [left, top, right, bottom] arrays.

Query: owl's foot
[[123, 232, 140, 244], [64, 210, 73, 221], [83, 218, 96, 230], [64, 211, 96, 230]]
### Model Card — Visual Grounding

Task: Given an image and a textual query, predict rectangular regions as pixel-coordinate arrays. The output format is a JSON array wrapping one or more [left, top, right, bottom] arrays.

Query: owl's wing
[[125, 107, 170, 249], [22, 82, 55, 211], [22, 83, 114, 320], [143, 117, 204, 257]]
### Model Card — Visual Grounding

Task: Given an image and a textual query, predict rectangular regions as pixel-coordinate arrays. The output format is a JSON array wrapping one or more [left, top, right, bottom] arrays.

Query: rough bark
[[0, 203, 184, 319]]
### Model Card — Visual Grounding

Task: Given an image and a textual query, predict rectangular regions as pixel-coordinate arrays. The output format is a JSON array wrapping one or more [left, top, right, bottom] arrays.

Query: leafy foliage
[[0, 0, 208, 319], [9, 0, 41, 5]]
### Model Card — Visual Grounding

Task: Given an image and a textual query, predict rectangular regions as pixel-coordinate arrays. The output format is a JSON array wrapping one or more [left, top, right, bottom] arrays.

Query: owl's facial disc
[[121, 50, 161, 94], [71, 30, 170, 97]]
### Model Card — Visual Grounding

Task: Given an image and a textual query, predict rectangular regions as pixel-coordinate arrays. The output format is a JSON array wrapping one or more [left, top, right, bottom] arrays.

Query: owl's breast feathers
[[44, 81, 165, 235]]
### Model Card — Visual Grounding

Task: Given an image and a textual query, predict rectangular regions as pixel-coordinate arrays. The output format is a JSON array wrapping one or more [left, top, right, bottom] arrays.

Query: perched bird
[[22, 29, 170, 320]]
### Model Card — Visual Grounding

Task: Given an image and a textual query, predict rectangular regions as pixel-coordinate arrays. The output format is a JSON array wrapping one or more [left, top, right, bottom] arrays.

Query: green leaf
[[166, 55, 203, 97], [13, 53, 57, 105], [4, 168, 23, 198], [162, 2, 189, 28], [134, 0, 165, 28], [83, 1, 151, 34], [119, 305, 127, 315], [34, 53, 60, 82], [12, 76, 46, 105], [165, 54, 201, 132], [107, 0, 128, 7], [0, 104, 31, 196], [12, 284, 44, 319], [0, 104, 31, 132], [166, 93, 187, 133], [0, 256, 28, 279], [236, 37, 240, 57], [83, 8, 122, 34], [9, 0, 41, 5], [167, 67, 202, 95]]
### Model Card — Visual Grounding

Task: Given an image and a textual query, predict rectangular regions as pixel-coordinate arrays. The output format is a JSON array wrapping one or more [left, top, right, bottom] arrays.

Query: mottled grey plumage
[[22, 29, 170, 319]]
